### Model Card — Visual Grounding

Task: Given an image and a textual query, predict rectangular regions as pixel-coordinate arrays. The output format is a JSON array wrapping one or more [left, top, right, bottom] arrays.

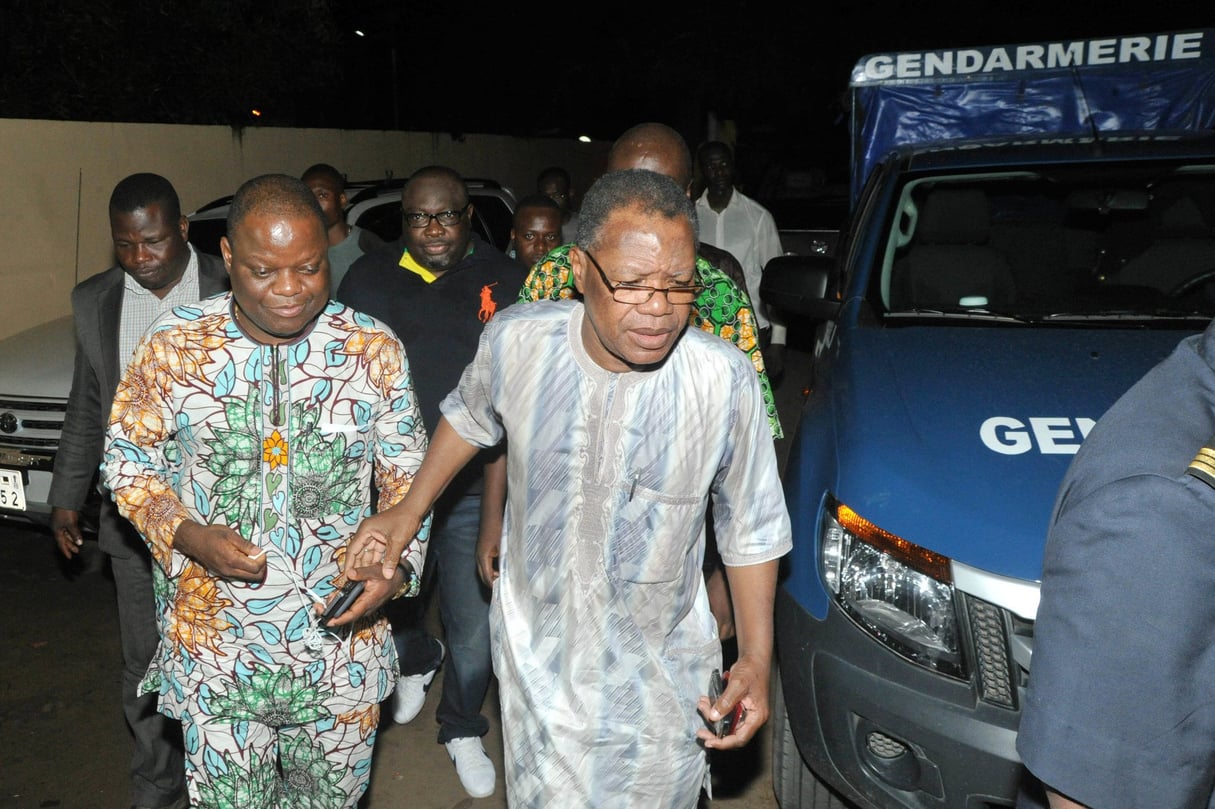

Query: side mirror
[[761, 254, 840, 321]]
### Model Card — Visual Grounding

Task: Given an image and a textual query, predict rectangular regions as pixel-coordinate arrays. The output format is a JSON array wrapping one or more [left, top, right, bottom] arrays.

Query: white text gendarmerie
[[856, 31, 1208, 84]]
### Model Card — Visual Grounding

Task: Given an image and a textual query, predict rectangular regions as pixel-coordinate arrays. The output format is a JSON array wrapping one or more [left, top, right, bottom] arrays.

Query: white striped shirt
[[442, 299, 791, 807]]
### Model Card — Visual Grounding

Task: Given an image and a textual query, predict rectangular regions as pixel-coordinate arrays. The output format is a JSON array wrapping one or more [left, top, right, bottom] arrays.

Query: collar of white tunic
[[568, 302, 689, 381]]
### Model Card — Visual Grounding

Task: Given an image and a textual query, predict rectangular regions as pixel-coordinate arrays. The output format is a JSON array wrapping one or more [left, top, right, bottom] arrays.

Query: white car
[[0, 315, 81, 529]]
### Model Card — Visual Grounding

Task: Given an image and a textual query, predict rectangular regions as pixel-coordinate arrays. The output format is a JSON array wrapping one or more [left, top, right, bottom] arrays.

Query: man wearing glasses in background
[[336, 165, 526, 799], [341, 169, 791, 807]]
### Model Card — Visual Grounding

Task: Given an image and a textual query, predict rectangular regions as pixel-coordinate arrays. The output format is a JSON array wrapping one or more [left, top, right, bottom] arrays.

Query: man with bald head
[[606, 123, 750, 292], [101, 173, 429, 808]]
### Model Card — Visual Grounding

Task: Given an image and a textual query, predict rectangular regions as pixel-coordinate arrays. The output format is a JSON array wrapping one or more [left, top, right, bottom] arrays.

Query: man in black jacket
[[337, 165, 525, 799], [50, 172, 229, 809]]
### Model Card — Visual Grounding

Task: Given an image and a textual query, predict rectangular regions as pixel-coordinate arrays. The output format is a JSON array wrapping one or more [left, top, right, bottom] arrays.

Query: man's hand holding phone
[[319, 579, 365, 628], [697, 667, 749, 749], [709, 669, 746, 737], [316, 563, 410, 631]]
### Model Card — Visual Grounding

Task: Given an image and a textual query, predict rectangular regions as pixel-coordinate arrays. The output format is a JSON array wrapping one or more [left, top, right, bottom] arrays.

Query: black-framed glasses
[[583, 249, 703, 305], [402, 205, 468, 228]]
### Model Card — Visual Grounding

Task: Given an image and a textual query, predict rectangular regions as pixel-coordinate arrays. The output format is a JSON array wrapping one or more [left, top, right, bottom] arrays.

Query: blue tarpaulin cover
[[849, 29, 1215, 202]]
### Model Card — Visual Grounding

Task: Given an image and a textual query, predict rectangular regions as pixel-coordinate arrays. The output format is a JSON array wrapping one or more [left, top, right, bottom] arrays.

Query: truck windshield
[[878, 167, 1215, 323]]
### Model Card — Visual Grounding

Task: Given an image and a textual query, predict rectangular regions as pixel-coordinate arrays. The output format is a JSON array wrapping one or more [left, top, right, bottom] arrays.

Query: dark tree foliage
[[3, 0, 1206, 156], [0, 0, 346, 127]]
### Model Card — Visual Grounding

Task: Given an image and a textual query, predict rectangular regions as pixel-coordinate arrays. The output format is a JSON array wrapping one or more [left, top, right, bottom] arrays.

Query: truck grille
[[965, 593, 1033, 710]]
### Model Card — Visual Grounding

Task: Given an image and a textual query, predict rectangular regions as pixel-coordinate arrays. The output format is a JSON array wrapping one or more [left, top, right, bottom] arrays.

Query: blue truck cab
[[764, 30, 1215, 809]]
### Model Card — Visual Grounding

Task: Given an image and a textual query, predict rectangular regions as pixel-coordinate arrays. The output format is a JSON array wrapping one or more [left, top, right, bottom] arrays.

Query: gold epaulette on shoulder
[[1186, 444, 1215, 489]]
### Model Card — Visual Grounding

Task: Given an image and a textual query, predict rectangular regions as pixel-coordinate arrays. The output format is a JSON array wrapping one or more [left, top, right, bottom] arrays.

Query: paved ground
[[0, 345, 811, 809]]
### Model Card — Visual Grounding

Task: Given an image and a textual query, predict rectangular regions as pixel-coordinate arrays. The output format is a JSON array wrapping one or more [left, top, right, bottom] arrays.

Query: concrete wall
[[0, 118, 609, 340]]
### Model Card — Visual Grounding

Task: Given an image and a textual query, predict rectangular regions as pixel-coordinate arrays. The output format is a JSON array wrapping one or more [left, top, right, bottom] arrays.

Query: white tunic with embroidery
[[441, 299, 791, 808]]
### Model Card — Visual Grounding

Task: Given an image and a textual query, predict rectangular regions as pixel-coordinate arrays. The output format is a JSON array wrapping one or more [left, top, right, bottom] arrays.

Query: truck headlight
[[821, 496, 965, 679]]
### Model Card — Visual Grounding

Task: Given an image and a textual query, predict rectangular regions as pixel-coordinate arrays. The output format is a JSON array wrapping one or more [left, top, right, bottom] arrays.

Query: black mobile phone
[[708, 668, 746, 738], [319, 580, 365, 628]]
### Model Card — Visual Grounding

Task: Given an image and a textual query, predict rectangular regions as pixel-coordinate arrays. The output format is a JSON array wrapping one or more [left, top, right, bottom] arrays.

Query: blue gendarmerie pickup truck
[[762, 29, 1215, 809]]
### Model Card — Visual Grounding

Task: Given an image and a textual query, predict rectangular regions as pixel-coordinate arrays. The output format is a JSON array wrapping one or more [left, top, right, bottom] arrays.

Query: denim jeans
[[390, 492, 492, 743]]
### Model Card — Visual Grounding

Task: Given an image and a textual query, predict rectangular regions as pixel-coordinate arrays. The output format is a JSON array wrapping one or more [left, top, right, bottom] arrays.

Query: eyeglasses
[[402, 206, 468, 228], [583, 249, 704, 305]]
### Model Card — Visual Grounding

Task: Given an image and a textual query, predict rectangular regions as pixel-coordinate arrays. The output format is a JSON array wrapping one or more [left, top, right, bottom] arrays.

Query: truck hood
[[833, 324, 1191, 582], [0, 316, 75, 400]]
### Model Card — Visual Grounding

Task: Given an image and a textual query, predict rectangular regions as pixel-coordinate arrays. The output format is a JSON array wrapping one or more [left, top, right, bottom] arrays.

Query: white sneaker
[[392, 640, 444, 724], [445, 736, 496, 798]]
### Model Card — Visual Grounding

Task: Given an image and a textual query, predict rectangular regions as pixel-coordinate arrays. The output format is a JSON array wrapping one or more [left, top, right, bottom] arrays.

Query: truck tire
[[772, 670, 852, 809]]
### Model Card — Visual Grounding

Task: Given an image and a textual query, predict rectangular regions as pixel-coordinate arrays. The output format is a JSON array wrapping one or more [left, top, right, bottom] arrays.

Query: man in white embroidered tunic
[[343, 169, 792, 808]]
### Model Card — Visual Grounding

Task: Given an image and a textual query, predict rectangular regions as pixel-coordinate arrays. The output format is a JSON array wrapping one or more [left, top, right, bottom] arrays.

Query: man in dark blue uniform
[[1017, 319, 1215, 808]]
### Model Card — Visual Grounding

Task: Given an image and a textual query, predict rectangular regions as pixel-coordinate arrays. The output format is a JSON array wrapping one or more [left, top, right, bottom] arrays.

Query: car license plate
[[0, 468, 27, 511]]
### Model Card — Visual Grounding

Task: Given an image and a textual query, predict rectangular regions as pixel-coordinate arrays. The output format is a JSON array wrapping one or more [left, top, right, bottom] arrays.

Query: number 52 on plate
[[0, 468, 27, 511]]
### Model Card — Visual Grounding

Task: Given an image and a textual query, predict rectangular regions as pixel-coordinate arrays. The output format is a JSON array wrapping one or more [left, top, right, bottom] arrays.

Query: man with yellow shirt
[[336, 166, 525, 799]]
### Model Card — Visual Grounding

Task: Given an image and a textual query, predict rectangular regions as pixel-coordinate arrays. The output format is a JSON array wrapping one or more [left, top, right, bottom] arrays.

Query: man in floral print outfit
[[102, 174, 429, 809]]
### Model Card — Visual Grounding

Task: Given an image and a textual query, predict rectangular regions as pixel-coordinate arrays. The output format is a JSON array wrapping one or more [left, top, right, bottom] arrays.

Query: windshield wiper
[[1042, 310, 1212, 323], [885, 308, 1030, 324]]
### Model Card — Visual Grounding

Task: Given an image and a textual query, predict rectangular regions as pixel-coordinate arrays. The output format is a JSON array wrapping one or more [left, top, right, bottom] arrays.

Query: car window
[[187, 217, 227, 258], [878, 169, 1215, 320], [351, 200, 403, 245], [469, 194, 515, 251]]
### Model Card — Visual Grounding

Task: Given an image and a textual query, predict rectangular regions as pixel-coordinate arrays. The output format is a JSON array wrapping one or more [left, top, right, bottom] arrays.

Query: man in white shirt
[[537, 165, 580, 244], [695, 140, 788, 381], [343, 169, 792, 807]]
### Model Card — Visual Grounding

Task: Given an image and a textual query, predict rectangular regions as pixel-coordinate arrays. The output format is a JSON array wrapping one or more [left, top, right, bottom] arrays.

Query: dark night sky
[[3, 0, 1211, 186], [334, 1, 1212, 180]]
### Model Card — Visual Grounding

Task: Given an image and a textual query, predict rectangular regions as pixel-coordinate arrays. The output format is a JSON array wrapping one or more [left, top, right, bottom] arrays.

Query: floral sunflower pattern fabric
[[101, 295, 429, 804], [519, 244, 783, 438]]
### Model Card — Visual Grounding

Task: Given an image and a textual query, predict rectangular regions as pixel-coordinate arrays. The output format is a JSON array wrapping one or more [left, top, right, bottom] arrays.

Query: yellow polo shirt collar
[[399, 250, 436, 283]]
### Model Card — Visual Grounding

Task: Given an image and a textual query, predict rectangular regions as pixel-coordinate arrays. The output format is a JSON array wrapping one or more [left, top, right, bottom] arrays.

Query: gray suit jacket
[[48, 248, 228, 557]]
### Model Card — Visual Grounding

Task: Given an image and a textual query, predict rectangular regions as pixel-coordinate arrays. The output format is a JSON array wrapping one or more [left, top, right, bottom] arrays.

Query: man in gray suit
[[49, 172, 228, 809]]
